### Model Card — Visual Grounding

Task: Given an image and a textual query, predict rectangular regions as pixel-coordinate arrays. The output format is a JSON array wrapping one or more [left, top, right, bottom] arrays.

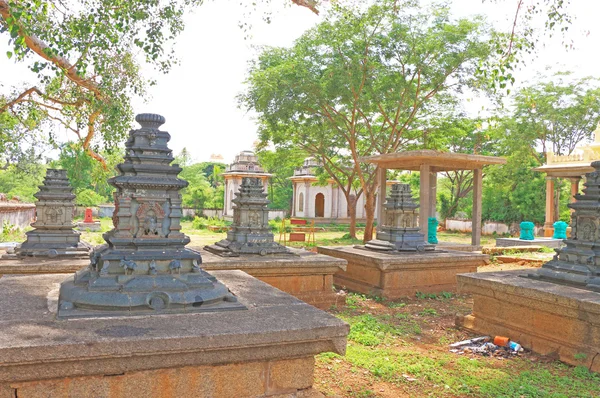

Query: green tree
[[240, 0, 496, 240], [257, 147, 307, 212], [510, 73, 600, 159], [0, 0, 203, 165], [424, 116, 502, 220], [53, 142, 122, 205]]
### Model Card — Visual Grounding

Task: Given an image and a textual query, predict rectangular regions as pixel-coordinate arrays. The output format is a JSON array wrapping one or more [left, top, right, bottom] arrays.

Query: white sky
[[2, 0, 600, 164]]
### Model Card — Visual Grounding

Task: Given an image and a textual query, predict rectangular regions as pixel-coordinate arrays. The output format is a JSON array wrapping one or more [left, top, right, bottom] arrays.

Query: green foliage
[[241, 0, 497, 238], [53, 143, 122, 204], [0, 162, 45, 202], [190, 216, 229, 230], [257, 147, 306, 211], [177, 158, 227, 210], [1, 221, 24, 242], [75, 188, 105, 206], [1, 0, 200, 161]]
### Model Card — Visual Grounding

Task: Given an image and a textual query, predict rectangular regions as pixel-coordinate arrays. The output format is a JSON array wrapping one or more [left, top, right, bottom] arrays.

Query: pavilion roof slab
[[360, 150, 506, 171], [532, 163, 594, 177]]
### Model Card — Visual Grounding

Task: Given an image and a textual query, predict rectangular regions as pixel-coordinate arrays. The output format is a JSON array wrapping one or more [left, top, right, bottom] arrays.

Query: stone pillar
[[419, 164, 431, 237], [377, 168, 386, 225], [570, 177, 580, 204], [292, 182, 297, 217], [304, 181, 311, 218], [429, 171, 437, 219], [544, 177, 555, 237], [472, 168, 483, 247]]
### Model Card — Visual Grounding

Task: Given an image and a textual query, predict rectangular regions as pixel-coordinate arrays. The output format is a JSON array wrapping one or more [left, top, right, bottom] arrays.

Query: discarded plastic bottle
[[508, 341, 523, 352]]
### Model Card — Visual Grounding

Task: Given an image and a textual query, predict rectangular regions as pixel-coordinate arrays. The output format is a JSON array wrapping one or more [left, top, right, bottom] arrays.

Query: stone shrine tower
[[223, 150, 271, 217], [530, 160, 600, 291], [58, 114, 243, 317], [205, 177, 290, 256], [17, 169, 89, 256], [365, 183, 434, 252]]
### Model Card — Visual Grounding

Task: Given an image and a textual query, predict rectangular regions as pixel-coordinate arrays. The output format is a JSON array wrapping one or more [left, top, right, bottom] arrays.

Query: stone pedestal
[[201, 248, 347, 309], [0, 271, 348, 398], [77, 209, 101, 231], [205, 177, 290, 257], [365, 183, 434, 252], [318, 246, 488, 299], [495, 237, 564, 249], [16, 169, 90, 257], [457, 270, 600, 372]]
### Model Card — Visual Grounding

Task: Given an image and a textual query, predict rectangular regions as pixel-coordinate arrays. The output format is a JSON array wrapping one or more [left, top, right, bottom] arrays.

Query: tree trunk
[[363, 191, 377, 243], [347, 194, 358, 239]]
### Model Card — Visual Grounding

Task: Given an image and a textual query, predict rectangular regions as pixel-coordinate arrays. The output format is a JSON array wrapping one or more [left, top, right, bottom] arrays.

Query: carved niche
[[135, 201, 166, 237]]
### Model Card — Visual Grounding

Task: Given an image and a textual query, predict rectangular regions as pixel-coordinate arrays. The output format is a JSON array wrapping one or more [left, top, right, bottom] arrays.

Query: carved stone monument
[[58, 113, 243, 317], [364, 183, 434, 252], [205, 177, 291, 257], [17, 169, 90, 257], [529, 161, 600, 292]]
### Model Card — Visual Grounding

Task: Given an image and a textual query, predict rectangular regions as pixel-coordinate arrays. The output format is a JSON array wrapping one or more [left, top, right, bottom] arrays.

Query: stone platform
[[0, 271, 348, 398], [436, 242, 483, 252], [456, 270, 600, 372], [317, 246, 488, 299], [495, 237, 564, 249], [0, 254, 89, 277], [200, 248, 347, 309]]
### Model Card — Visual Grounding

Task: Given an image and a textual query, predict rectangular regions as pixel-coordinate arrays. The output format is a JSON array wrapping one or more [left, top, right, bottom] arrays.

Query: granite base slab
[[495, 237, 564, 249], [199, 248, 347, 309], [0, 271, 348, 398], [0, 254, 89, 277], [317, 246, 488, 299], [456, 270, 600, 372]]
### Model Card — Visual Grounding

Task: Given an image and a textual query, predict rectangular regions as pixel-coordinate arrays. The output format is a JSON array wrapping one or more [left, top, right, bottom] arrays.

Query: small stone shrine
[[529, 162, 600, 292], [76, 207, 101, 231], [58, 114, 243, 317], [205, 177, 291, 257], [364, 183, 434, 252], [17, 169, 89, 257]]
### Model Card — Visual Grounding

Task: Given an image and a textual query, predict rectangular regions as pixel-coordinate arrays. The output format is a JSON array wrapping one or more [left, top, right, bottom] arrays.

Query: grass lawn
[[317, 293, 600, 398]]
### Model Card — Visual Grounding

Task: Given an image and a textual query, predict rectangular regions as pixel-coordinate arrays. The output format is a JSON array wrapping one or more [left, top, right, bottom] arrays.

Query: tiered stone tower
[[365, 183, 434, 252], [58, 114, 244, 317], [17, 169, 89, 256], [529, 160, 600, 291], [205, 177, 290, 257]]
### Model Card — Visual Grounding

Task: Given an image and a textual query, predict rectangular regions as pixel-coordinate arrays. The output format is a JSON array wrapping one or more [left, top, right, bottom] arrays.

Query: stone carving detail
[[17, 169, 89, 257], [58, 113, 244, 317], [365, 183, 434, 252], [205, 177, 291, 257], [136, 201, 165, 237], [529, 160, 600, 292]]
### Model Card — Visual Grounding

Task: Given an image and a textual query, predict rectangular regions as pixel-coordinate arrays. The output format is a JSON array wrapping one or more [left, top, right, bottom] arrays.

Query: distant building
[[222, 150, 271, 217], [209, 153, 225, 163], [290, 157, 383, 221]]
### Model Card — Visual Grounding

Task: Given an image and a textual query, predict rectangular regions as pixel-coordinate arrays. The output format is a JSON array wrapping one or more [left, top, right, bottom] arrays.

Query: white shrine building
[[222, 150, 271, 217], [291, 157, 385, 222]]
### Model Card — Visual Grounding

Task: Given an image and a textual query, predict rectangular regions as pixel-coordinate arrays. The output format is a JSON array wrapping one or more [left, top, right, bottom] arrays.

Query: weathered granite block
[[0, 271, 348, 398], [318, 246, 488, 299], [201, 248, 347, 309], [457, 270, 600, 372]]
